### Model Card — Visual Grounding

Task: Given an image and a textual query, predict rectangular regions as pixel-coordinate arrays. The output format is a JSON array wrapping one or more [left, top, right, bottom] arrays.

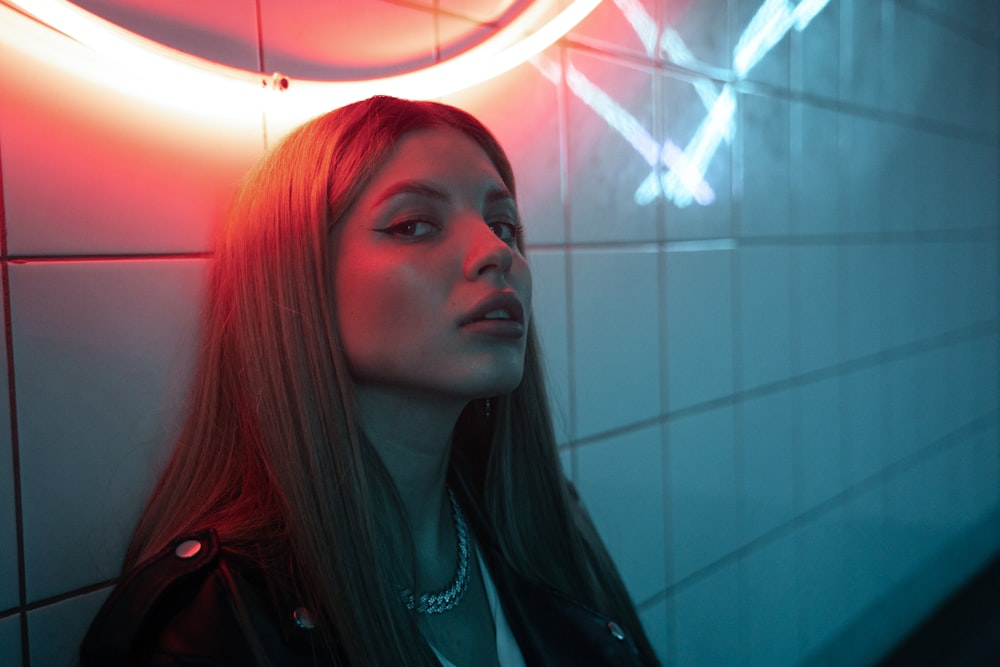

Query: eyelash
[[377, 218, 524, 244], [377, 219, 439, 239], [490, 220, 525, 245]]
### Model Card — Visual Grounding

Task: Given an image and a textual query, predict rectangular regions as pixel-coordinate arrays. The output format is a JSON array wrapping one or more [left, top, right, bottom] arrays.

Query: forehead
[[367, 128, 506, 191]]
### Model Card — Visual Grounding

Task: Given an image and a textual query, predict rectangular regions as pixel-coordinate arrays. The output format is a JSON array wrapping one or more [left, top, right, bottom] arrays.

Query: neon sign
[[0, 0, 600, 126], [542, 0, 833, 208]]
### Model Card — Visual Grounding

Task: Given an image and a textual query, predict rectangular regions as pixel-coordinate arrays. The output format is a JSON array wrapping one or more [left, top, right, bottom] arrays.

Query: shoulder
[[80, 530, 319, 667]]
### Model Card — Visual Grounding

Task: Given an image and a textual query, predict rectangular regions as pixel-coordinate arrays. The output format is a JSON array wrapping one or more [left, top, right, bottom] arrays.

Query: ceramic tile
[[968, 237, 1000, 324], [883, 450, 955, 589], [910, 0, 1000, 37], [881, 355, 922, 468], [665, 247, 735, 411], [660, 72, 734, 241], [71, 0, 260, 71], [839, 243, 881, 362], [796, 505, 848, 660], [794, 245, 839, 374], [878, 243, 918, 351], [795, 0, 840, 102], [841, 0, 882, 110], [669, 406, 739, 583], [570, 248, 661, 439], [966, 421, 1000, 523], [891, 3, 999, 134], [739, 391, 796, 544], [738, 246, 792, 390], [796, 104, 840, 237], [11, 259, 208, 601], [259, 0, 436, 79], [966, 334, 1000, 424], [839, 366, 883, 488], [943, 141, 1000, 234], [839, 115, 882, 237], [879, 124, 928, 235], [0, 613, 21, 667], [740, 94, 791, 238], [0, 31, 264, 257], [912, 242, 951, 342], [664, 0, 732, 75], [565, 52, 659, 244], [28, 588, 110, 667], [638, 598, 669, 667], [0, 347, 16, 613], [735, 0, 790, 89], [435, 0, 519, 23], [840, 486, 887, 635], [435, 12, 503, 67], [795, 378, 842, 511], [947, 429, 993, 541], [672, 563, 741, 666], [569, 0, 662, 60], [576, 425, 666, 600], [911, 346, 963, 447], [740, 533, 799, 667], [526, 249, 571, 445]]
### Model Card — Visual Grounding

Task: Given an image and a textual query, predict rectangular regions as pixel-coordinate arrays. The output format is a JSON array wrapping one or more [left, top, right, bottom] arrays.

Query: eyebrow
[[372, 180, 515, 208]]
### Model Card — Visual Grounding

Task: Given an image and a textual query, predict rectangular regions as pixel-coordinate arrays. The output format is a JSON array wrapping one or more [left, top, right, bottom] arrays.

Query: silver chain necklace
[[399, 489, 470, 614]]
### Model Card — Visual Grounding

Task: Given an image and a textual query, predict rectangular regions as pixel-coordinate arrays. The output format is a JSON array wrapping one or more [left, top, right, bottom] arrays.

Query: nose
[[463, 219, 514, 280]]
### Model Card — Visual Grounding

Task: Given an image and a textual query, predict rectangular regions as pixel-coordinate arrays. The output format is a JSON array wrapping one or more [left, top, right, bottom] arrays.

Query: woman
[[81, 96, 659, 666]]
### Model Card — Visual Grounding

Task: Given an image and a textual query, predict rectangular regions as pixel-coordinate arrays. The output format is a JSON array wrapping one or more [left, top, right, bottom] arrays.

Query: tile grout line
[[0, 124, 30, 667]]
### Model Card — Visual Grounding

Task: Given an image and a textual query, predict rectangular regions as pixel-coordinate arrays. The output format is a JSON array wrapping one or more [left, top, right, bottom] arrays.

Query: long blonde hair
[[126, 96, 656, 665]]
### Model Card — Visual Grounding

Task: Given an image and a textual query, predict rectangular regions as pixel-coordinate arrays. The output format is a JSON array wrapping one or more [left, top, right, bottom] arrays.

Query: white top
[[431, 545, 526, 667]]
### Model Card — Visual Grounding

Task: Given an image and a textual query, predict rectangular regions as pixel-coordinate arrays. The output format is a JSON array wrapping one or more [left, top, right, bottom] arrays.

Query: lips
[[460, 291, 526, 338]]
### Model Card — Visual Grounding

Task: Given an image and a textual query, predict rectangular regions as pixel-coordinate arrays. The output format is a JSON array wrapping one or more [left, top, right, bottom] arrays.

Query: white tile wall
[[0, 351, 16, 613], [0, 31, 264, 257], [664, 248, 735, 411], [1, 1, 998, 665], [741, 531, 799, 667], [739, 391, 797, 544], [738, 246, 793, 389], [672, 563, 741, 665], [570, 248, 661, 438], [0, 614, 21, 667], [27, 588, 109, 667], [575, 425, 667, 600], [669, 406, 739, 583], [11, 259, 207, 601]]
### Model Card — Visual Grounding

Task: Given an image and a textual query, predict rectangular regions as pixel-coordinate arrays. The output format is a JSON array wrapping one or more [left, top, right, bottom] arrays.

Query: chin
[[469, 367, 525, 398]]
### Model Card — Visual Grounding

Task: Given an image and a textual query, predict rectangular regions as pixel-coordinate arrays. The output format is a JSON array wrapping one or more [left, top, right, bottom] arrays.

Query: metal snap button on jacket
[[174, 539, 202, 559], [607, 620, 626, 641], [293, 607, 315, 630]]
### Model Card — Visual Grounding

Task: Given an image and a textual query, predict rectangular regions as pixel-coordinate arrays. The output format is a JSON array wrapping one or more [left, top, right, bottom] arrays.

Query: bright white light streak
[[555, 59, 716, 206], [3, 0, 601, 126], [565, 65, 660, 166], [659, 86, 734, 206], [659, 28, 722, 113], [793, 0, 833, 30], [733, 0, 797, 78], [612, 0, 659, 56]]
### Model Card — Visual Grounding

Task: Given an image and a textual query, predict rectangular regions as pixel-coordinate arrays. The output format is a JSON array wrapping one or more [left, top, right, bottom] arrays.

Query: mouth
[[460, 292, 526, 338]]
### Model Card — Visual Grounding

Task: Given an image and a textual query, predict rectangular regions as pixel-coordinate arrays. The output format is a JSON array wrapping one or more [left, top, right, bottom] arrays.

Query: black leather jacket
[[80, 492, 652, 666]]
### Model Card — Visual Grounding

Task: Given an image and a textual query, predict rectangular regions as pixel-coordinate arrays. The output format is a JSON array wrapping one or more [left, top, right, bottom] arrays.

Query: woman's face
[[332, 127, 531, 402]]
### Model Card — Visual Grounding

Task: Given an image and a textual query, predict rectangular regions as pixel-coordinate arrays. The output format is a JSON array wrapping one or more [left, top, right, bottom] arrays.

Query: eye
[[489, 219, 524, 245], [377, 219, 439, 239]]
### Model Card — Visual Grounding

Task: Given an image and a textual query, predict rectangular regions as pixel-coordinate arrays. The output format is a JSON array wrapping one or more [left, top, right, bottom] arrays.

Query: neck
[[355, 386, 467, 560]]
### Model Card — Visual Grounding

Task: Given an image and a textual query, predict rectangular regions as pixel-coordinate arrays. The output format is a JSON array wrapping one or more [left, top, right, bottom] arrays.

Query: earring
[[484, 398, 492, 419]]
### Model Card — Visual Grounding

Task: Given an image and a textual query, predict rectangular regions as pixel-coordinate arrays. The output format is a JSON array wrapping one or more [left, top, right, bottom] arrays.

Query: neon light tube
[[2, 0, 601, 125]]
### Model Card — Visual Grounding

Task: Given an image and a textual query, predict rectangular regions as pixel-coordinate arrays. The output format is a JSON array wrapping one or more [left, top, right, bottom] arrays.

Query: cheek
[[515, 258, 532, 313], [335, 256, 430, 348]]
